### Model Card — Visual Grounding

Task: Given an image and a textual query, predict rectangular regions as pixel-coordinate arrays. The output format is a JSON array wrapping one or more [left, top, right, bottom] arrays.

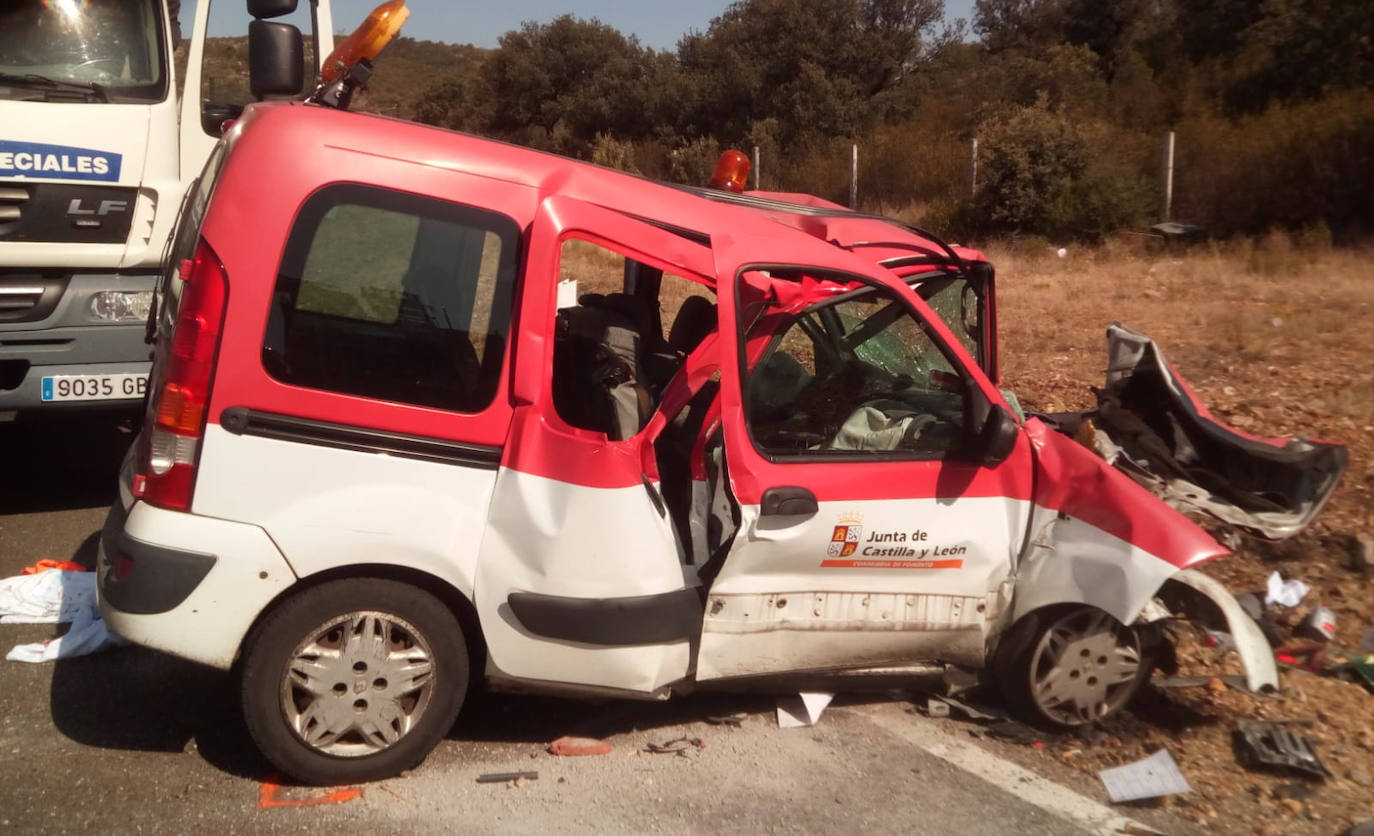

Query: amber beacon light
[[709, 150, 751, 193], [319, 0, 410, 85]]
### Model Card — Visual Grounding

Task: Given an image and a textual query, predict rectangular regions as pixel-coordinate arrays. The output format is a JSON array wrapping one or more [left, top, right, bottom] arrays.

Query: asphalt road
[[0, 416, 1185, 835]]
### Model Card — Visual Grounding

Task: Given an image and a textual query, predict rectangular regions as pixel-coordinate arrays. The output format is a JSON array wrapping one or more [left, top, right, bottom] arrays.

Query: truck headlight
[[89, 290, 153, 322]]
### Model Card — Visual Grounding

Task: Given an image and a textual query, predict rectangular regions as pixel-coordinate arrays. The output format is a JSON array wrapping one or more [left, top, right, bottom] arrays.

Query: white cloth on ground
[[0, 570, 126, 662]]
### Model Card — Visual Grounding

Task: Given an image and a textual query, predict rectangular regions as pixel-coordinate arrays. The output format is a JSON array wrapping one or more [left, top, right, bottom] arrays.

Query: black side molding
[[219, 407, 502, 469], [508, 589, 703, 646]]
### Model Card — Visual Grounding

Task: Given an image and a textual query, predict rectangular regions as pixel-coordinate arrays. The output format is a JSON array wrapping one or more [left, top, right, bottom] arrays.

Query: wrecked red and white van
[[97, 94, 1281, 784]]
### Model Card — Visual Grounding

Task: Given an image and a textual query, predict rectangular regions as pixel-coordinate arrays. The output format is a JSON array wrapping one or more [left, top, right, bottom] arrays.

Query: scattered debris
[[642, 737, 705, 758], [705, 713, 746, 728], [776, 692, 833, 728], [1233, 721, 1331, 779], [476, 771, 538, 784], [1295, 605, 1338, 642], [967, 720, 1042, 746], [922, 697, 950, 718], [548, 736, 612, 757], [925, 693, 1005, 722], [1203, 629, 1237, 651], [1265, 572, 1311, 608], [1235, 591, 1286, 646], [1097, 749, 1193, 803], [1153, 674, 1249, 690]]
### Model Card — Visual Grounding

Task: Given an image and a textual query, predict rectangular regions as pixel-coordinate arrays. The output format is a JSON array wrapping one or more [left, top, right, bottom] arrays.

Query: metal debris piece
[[1233, 721, 1331, 779], [705, 713, 746, 728], [476, 771, 539, 784], [643, 737, 705, 757], [1153, 674, 1248, 690], [924, 697, 950, 718], [1296, 605, 1338, 642]]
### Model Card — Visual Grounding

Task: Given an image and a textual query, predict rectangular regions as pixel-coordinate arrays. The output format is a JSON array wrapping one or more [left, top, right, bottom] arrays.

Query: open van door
[[473, 196, 719, 695], [695, 237, 1035, 680]]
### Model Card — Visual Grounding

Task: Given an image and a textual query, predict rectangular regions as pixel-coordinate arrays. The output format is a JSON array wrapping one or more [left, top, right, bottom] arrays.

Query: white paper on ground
[[1265, 571, 1311, 608], [0, 570, 96, 624], [776, 692, 834, 728], [1097, 749, 1193, 803]]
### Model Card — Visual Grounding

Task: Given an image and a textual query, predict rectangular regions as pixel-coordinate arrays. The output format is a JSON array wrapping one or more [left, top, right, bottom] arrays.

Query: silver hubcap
[[1029, 609, 1141, 725], [281, 611, 436, 757]]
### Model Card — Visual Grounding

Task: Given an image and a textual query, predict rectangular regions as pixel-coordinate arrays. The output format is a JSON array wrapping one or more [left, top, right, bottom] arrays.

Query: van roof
[[228, 102, 978, 282]]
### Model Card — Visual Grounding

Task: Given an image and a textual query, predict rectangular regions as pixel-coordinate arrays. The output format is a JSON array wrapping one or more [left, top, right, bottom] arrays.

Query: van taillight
[[136, 238, 228, 511]]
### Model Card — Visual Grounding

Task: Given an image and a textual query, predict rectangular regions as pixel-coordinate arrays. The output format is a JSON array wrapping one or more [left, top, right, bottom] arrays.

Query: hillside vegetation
[[200, 0, 1372, 244]]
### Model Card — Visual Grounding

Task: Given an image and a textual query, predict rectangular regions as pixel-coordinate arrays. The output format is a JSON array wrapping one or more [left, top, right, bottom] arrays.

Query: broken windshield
[[746, 282, 967, 457], [0, 0, 166, 102]]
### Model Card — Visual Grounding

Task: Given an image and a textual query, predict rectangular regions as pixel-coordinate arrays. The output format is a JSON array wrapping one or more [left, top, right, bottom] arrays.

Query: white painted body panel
[[474, 468, 692, 692], [193, 424, 494, 598], [697, 496, 1028, 678], [1011, 509, 1183, 626], [97, 500, 297, 669]]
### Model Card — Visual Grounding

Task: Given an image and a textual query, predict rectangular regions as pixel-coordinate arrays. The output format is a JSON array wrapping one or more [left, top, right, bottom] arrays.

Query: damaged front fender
[[1157, 569, 1280, 694]]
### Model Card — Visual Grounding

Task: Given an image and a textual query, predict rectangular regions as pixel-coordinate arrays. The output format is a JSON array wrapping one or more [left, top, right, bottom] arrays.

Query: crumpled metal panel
[[1087, 323, 1346, 540]]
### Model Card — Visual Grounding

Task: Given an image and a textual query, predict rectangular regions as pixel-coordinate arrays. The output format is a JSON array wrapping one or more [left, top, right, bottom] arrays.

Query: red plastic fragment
[[548, 736, 613, 756]]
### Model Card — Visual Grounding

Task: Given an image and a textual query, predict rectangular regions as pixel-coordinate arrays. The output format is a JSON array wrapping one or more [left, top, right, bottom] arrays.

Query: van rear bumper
[[97, 500, 298, 670]]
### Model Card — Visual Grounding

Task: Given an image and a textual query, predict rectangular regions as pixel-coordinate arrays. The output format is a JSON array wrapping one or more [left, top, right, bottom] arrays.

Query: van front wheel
[[996, 605, 1151, 729], [240, 579, 468, 785]]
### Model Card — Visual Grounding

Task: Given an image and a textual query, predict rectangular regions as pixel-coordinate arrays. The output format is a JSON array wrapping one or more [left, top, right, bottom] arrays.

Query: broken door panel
[[697, 239, 1035, 680]]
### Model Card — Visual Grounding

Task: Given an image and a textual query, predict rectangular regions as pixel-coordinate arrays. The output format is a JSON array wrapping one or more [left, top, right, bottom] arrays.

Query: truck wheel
[[240, 579, 468, 785], [996, 606, 1152, 728]]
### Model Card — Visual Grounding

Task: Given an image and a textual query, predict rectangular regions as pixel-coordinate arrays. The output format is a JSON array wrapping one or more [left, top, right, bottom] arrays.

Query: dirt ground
[[987, 235, 1374, 834]]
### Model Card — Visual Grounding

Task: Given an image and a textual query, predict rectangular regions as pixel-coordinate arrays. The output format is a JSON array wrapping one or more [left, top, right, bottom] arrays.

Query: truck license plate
[[41, 373, 148, 402]]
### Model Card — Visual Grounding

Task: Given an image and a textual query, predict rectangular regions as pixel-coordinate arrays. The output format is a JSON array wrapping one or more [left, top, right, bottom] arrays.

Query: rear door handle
[[760, 486, 818, 517]]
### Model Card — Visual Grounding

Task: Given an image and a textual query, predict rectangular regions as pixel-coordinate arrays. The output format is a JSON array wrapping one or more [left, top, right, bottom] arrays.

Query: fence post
[[968, 137, 978, 198], [752, 145, 760, 190], [1161, 130, 1175, 222], [849, 143, 858, 209]]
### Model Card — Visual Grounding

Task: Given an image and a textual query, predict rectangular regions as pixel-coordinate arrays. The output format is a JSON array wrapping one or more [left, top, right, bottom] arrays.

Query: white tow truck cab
[[0, 0, 331, 418]]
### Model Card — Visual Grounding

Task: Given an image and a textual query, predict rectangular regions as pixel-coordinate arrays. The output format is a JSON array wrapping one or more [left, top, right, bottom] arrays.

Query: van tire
[[994, 605, 1152, 729], [240, 579, 468, 785]]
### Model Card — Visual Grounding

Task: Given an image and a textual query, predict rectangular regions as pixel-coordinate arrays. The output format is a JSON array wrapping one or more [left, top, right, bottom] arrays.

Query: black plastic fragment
[[1233, 721, 1331, 779]]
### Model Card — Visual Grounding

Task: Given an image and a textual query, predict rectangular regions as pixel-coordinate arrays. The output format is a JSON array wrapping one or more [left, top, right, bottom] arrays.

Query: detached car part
[[1045, 323, 1347, 541]]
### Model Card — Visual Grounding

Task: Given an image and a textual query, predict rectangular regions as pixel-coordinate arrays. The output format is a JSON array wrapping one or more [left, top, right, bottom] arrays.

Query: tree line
[[378, 0, 1373, 242]]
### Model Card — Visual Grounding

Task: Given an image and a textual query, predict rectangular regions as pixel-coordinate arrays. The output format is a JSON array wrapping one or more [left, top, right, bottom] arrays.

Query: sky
[[202, 0, 978, 51]]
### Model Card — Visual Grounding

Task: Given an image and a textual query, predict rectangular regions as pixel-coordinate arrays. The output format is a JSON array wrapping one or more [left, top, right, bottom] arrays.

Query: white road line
[[867, 712, 1160, 836]]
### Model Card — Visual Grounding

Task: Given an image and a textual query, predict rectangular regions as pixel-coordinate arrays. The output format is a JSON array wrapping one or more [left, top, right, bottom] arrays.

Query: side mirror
[[248, 20, 303, 99], [200, 101, 245, 136], [964, 386, 1019, 468], [975, 405, 1019, 467]]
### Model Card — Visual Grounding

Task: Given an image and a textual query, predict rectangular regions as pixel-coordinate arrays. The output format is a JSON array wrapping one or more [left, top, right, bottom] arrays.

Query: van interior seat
[[553, 292, 655, 440]]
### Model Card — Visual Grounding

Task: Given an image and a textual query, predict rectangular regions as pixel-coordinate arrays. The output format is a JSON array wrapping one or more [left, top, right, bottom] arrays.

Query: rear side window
[[264, 184, 520, 413]]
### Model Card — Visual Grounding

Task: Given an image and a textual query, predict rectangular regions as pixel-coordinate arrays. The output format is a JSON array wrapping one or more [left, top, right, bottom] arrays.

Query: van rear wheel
[[240, 579, 468, 785]]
